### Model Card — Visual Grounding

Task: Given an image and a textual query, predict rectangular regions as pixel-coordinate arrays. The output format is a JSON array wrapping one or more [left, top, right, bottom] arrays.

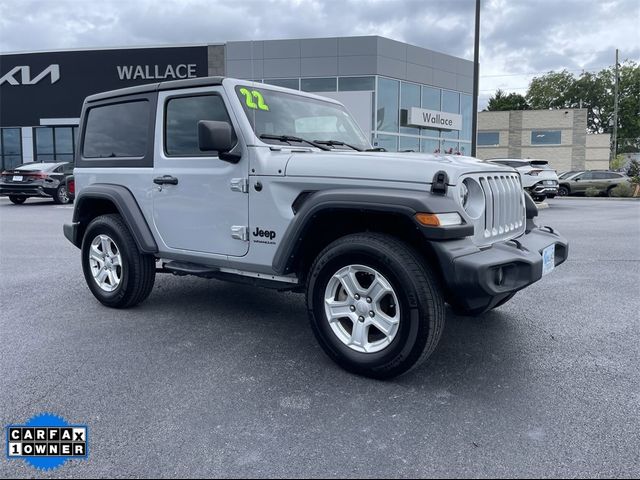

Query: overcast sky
[[1, 0, 638, 109]]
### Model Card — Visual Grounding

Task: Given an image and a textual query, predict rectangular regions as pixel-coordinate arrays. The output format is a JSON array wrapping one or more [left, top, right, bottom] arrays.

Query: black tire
[[607, 186, 616, 197], [558, 186, 569, 197], [306, 233, 445, 379], [9, 195, 27, 204], [81, 214, 156, 308], [53, 184, 71, 204]]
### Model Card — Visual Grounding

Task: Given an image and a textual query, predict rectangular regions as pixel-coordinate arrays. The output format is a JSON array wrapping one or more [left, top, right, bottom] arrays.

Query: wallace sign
[[407, 107, 462, 131]]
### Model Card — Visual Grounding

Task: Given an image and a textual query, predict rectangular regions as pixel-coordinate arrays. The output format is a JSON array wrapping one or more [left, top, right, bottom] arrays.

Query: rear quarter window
[[83, 101, 149, 158]]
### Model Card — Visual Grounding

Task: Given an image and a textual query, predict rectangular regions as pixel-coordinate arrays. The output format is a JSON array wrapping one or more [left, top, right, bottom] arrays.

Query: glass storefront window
[[421, 86, 440, 137], [375, 134, 398, 152], [458, 142, 470, 156], [338, 76, 375, 91], [421, 86, 440, 110], [377, 77, 399, 133], [35, 126, 78, 162], [301, 78, 337, 92], [441, 140, 460, 155], [400, 82, 420, 135], [399, 136, 419, 152], [35, 128, 54, 159], [265, 78, 300, 90], [441, 90, 460, 140], [421, 138, 440, 154], [1, 128, 22, 169], [55, 128, 73, 154]]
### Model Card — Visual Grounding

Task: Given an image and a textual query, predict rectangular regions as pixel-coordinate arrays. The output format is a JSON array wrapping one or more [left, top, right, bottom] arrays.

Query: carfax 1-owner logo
[[5, 413, 88, 471]]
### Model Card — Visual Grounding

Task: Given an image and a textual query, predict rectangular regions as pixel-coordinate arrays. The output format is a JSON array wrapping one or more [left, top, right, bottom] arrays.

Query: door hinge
[[230, 178, 249, 193], [231, 225, 249, 241]]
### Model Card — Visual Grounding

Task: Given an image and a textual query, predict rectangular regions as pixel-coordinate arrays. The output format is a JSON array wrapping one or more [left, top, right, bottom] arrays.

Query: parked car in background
[[559, 170, 583, 180], [488, 159, 559, 201], [558, 170, 631, 197], [0, 162, 74, 204], [65, 175, 75, 202]]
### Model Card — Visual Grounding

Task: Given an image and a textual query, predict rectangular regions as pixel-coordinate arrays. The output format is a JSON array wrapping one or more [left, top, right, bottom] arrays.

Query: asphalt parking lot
[[1, 197, 639, 478]]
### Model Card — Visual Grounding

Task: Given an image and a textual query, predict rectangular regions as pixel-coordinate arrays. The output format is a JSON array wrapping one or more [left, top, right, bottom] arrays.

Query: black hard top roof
[[86, 76, 225, 103]]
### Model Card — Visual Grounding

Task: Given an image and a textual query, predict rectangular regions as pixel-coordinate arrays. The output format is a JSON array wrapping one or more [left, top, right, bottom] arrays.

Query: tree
[[524, 61, 640, 152], [486, 89, 529, 111]]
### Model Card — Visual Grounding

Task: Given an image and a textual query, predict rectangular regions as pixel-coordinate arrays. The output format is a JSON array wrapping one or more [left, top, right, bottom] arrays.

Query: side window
[[592, 172, 607, 179], [165, 95, 233, 156], [53, 165, 64, 173], [578, 172, 593, 180], [63, 163, 74, 174], [83, 101, 149, 158]]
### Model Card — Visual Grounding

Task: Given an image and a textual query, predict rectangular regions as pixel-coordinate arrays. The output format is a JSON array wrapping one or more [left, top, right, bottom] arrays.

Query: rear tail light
[[68, 179, 75, 194], [526, 169, 542, 176]]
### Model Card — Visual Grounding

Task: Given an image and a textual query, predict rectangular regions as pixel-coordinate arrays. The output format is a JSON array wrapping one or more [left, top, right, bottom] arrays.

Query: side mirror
[[574, 177, 581, 181], [198, 120, 240, 163]]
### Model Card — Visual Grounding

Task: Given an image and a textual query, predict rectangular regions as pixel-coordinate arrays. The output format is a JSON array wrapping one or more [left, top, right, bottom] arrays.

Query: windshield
[[235, 85, 371, 150]]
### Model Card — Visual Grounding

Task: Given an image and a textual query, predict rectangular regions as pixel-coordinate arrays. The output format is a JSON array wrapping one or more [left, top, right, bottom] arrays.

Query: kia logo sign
[[0, 64, 60, 86]]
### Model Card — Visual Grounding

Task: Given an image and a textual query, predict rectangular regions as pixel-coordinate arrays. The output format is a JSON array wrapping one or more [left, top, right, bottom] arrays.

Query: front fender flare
[[272, 188, 472, 275]]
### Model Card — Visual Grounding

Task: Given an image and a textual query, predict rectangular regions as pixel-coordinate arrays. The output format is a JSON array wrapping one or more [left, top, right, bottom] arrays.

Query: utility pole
[[611, 48, 620, 165], [471, 0, 480, 157]]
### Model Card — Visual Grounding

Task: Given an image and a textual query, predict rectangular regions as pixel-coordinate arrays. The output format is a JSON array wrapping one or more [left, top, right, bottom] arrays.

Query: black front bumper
[[431, 225, 568, 313]]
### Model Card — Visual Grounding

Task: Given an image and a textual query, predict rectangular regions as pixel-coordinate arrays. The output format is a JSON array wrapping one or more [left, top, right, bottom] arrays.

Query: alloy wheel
[[324, 264, 400, 353], [88, 234, 123, 292]]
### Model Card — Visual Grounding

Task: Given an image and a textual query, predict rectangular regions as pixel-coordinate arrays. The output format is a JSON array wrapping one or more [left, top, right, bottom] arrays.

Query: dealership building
[[0, 36, 475, 170], [477, 109, 611, 172]]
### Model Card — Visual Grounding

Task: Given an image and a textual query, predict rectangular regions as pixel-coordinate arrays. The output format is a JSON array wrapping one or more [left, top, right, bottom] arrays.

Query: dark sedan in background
[[0, 162, 73, 204]]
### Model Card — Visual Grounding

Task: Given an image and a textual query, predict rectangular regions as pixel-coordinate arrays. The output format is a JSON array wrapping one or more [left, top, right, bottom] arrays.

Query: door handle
[[153, 175, 179, 186]]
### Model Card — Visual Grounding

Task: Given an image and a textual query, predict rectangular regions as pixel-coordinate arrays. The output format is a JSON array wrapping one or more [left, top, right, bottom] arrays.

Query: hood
[[284, 151, 517, 185]]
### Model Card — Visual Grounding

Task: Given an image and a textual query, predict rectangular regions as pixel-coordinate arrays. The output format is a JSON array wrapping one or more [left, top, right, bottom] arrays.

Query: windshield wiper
[[259, 134, 331, 151], [365, 147, 387, 152], [313, 140, 363, 152]]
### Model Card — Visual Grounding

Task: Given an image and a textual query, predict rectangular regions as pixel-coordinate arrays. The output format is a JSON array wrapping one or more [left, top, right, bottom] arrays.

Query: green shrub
[[585, 186, 600, 197], [610, 182, 633, 197]]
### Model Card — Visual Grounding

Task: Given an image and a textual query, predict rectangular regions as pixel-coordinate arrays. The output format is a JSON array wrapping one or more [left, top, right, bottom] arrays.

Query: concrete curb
[[553, 196, 640, 201]]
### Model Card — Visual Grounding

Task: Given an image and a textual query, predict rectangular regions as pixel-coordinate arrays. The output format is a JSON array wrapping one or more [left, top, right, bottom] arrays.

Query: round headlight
[[459, 182, 469, 207], [460, 178, 485, 219]]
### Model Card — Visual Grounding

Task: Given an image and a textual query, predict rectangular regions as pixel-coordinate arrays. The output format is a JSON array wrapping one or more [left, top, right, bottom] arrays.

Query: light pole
[[471, 0, 481, 157], [611, 48, 620, 166]]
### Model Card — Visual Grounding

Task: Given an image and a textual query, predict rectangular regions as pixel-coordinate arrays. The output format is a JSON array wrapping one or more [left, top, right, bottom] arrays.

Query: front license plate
[[12, 175, 23, 181], [542, 245, 555, 275]]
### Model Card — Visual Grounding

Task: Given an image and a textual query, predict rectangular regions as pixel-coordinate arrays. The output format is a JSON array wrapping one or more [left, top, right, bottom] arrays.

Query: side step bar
[[161, 261, 217, 277], [159, 260, 300, 290]]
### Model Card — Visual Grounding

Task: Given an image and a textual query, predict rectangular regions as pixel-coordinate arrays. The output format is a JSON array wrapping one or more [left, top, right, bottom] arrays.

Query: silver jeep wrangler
[[64, 77, 568, 378]]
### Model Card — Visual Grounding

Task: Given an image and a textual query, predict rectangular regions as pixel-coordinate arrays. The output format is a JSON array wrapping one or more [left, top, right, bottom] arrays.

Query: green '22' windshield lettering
[[239, 88, 269, 111]]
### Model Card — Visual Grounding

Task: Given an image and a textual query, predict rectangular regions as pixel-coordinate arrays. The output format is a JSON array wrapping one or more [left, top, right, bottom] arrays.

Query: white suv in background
[[489, 159, 559, 202]]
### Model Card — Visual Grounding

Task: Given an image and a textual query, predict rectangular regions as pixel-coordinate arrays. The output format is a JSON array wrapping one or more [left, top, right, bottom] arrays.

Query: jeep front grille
[[468, 173, 525, 245]]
